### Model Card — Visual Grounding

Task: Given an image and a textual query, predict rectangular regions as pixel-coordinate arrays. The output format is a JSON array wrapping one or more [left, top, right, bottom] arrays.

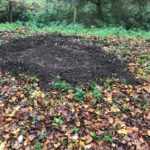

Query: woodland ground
[[0, 33, 137, 89], [0, 27, 150, 149]]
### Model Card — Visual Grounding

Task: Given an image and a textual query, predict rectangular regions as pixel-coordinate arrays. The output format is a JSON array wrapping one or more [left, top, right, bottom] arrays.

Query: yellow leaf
[[109, 118, 114, 124], [88, 108, 94, 112], [54, 143, 61, 148], [12, 128, 20, 135], [126, 89, 132, 95], [106, 93, 113, 104], [23, 140, 28, 146], [66, 94, 73, 99], [120, 123, 126, 128], [0, 142, 6, 150], [31, 91, 45, 98], [95, 110, 100, 115], [79, 141, 85, 146], [117, 128, 128, 135], [11, 96, 17, 102], [111, 106, 120, 112]]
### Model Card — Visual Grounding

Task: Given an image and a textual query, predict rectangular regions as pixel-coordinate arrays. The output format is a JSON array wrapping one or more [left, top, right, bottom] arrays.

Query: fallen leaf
[[54, 143, 61, 148], [28, 135, 36, 141], [117, 128, 128, 135], [76, 121, 81, 127], [0, 117, 3, 123], [71, 134, 79, 140], [0, 142, 6, 150], [147, 130, 150, 136], [18, 135, 24, 143], [85, 135, 93, 144]]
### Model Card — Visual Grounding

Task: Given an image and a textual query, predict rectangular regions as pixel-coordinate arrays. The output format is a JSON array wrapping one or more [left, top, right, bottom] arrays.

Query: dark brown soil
[[0, 33, 136, 88]]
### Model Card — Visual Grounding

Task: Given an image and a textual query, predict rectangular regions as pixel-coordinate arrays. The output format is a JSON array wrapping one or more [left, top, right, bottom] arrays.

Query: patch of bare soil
[[0, 33, 136, 88]]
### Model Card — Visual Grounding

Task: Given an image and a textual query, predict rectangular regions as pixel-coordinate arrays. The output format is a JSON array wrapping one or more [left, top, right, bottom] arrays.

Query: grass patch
[[0, 22, 23, 31], [0, 22, 150, 39]]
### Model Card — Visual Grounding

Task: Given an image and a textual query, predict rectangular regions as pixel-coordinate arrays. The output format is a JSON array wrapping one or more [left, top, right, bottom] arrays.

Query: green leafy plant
[[102, 133, 113, 142], [54, 117, 64, 125], [135, 66, 139, 75], [88, 81, 97, 90], [146, 64, 150, 72], [51, 80, 72, 91], [62, 140, 67, 146], [141, 76, 148, 82], [30, 75, 39, 82], [44, 97, 49, 102], [32, 116, 37, 124], [92, 88, 101, 98], [74, 88, 86, 100], [115, 111, 121, 117], [20, 129, 27, 136], [103, 81, 111, 88], [120, 50, 128, 57], [142, 99, 148, 105], [72, 127, 79, 134], [35, 142, 42, 150], [91, 132, 98, 141], [133, 97, 139, 107], [39, 132, 46, 140]]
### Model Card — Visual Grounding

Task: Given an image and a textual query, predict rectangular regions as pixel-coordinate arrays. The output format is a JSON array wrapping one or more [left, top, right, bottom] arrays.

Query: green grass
[[0, 21, 150, 39], [0, 22, 23, 31]]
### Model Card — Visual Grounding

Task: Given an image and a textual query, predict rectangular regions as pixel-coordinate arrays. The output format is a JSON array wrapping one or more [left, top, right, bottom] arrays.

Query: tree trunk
[[45, 0, 48, 13], [96, 1, 103, 20], [8, 0, 13, 22], [73, 7, 77, 23]]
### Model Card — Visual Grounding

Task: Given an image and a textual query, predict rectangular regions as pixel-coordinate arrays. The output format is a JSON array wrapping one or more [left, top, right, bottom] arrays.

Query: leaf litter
[[0, 30, 150, 149]]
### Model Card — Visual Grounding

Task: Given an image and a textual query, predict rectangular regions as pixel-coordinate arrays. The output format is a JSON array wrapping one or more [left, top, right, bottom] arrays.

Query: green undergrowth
[[0, 22, 150, 39]]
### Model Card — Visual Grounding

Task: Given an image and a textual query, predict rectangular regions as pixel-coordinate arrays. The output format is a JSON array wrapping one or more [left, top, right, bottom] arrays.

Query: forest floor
[[0, 32, 137, 89], [0, 29, 150, 149]]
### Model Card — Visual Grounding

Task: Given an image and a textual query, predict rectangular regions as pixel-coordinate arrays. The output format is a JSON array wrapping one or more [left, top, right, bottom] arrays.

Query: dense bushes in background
[[0, 0, 30, 22], [0, 0, 150, 30]]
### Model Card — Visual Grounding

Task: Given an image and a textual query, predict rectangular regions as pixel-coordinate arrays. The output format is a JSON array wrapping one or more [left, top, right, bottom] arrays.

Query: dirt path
[[0, 33, 136, 88]]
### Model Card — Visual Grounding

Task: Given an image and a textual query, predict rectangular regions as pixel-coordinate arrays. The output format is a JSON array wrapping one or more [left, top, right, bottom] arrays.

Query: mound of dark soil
[[0, 33, 136, 88]]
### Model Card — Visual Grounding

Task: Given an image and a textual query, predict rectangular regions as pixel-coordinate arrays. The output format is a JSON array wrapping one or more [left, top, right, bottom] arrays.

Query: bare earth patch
[[0, 33, 136, 88]]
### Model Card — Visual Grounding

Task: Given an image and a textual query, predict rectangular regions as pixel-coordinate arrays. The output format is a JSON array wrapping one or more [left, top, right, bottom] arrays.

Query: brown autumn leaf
[[0, 117, 3, 123], [28, 135, 36, 141], [126, 127, 134, 134], [76, 121, 81, 127], [85, 135, 93, 144]]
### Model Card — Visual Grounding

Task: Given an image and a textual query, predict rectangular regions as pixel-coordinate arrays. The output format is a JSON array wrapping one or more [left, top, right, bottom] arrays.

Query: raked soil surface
[[0, 33, 136, 88]]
